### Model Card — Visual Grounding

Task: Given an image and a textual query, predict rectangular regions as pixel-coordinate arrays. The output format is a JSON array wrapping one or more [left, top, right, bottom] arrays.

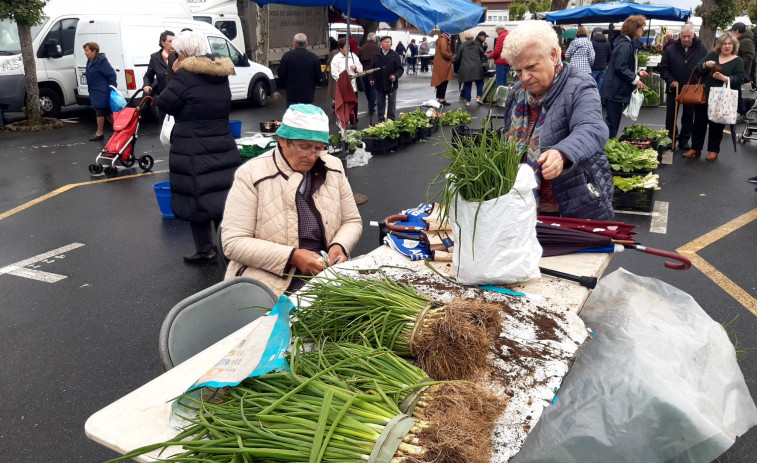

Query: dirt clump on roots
[[406, 382, 508, 463], [413, 297, 504, 381]]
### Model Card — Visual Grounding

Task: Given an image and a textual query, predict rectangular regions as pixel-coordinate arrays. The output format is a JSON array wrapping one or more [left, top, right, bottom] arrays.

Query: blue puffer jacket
[[86, 53, 117, 110], [599, 35, 641, 104], [503, 63, 614, 220]]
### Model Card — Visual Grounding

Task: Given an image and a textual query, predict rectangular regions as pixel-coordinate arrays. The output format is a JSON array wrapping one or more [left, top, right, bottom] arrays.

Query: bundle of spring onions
[[430, 119, 522, 234], [294, 272, 436, 358], [294, 272, 505, 381], [289, 340, 441, 412], [105, 370, 426, 463]]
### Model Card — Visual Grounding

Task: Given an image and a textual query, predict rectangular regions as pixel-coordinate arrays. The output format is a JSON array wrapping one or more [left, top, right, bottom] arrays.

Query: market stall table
[[85, 246, 612, 461]]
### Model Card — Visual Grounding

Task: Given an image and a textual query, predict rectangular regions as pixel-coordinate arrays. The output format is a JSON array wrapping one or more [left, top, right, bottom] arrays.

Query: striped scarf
[[506, 62, 564, 199]]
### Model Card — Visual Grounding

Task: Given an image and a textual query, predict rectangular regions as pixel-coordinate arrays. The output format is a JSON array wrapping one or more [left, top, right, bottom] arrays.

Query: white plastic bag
[[708, 78, 738, 125], [160, 115, 175, 150], [345, 143, 371, 168], [512, 268, 757, 463], [622, 89, 643, 121], [450, 164, 542, 285]]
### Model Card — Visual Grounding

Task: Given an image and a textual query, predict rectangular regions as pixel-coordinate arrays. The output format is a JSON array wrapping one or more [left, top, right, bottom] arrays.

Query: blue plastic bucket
[[229, 119, 242, 138], [153, 182, 175, 219]]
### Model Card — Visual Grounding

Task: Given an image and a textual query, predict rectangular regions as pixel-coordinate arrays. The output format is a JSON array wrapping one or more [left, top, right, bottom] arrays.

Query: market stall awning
[[250, 0, 486, 35], [545, 1, 691, 25]]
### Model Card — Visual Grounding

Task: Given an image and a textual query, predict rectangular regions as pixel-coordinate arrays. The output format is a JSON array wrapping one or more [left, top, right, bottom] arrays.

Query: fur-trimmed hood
[[180, 55, 236, 77]]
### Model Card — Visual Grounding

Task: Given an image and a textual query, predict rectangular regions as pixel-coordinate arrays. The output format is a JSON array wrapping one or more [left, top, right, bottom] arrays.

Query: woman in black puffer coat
[[157, 31, 240, 264]]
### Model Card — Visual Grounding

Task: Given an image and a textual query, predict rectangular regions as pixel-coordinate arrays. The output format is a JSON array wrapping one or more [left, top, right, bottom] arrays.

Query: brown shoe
[[706, 151, 718, 161], [682, 149, 701, 158]]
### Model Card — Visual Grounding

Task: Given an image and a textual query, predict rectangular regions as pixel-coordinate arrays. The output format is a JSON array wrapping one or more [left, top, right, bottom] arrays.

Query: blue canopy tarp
[[251, 0, 486, 35], [545, 1, 691, 25]]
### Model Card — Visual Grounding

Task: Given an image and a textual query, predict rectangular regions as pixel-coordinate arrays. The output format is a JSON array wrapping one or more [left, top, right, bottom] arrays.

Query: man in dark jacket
[[370, 36, 404, 122], [731, 23, 755, 116], [277, 33, 322, 107], [357, 33, 380, 113], [658, 24, 707, 150], [590, 28, 612, 91]]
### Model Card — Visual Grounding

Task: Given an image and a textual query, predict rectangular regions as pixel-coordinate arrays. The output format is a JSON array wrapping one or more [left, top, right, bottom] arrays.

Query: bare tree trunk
[[255, 4, 269, 67], [18, 23, 41, 125], [355, 19, 379, 45], [697, 0, 718, 50], [551, 0, 570, 11]]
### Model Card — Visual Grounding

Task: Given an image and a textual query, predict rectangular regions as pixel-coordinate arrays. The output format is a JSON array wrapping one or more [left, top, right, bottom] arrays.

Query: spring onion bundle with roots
[[289, 341, 441, 411], [105, 371, 426, 463], [295, 272, 505, 381]]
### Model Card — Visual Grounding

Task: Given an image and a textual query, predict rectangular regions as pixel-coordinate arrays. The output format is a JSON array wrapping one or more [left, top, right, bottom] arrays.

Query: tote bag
[[109, 86, 127, 112], [707, 78, 738, 125]]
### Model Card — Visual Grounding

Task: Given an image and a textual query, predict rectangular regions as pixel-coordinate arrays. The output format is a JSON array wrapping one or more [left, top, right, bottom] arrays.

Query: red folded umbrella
[[537, 216, 636, 241], [334, 70, 357, 131]]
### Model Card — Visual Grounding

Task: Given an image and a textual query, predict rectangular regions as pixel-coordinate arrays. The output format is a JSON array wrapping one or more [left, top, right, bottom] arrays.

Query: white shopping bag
[[160, 115, 175, 150], [622, 89, 643, 121], [450, 164, 542, 285], [707, 78, 738, 125]]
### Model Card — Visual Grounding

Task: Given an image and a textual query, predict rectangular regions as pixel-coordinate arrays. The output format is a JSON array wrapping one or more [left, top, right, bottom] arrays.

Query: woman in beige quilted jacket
[[221, 104, 363, 295]]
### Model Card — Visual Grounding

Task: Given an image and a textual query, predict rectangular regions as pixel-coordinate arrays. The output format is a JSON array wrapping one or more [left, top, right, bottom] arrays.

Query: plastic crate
[[362, 136, 399, 155], [398, 132, 416, 148], [451, 124, 483, 146], [238, 144, 271, 161], [416, 117, 440, 139], [612, 187, 655, 212]]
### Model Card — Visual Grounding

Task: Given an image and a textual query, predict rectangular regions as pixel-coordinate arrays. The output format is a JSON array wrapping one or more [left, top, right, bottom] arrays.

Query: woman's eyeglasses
[[293, 143, 326, 155]]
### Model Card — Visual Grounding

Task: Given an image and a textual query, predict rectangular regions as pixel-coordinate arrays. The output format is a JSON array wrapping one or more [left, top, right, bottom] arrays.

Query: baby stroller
[[738, 106, 757, 144], [88, 89, 155, 178]]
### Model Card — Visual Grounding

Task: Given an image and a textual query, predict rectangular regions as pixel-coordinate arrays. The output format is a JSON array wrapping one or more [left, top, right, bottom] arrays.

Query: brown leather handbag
[[675, 67, 706, 105]]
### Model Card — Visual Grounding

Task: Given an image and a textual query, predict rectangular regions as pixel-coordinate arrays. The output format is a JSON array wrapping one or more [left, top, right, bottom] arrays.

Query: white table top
[[85, 246, 611, 461]]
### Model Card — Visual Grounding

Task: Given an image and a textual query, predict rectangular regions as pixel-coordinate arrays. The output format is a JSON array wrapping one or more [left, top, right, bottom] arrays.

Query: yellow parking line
[[0, 169, 169, 221], [677, 208, 757, 317]]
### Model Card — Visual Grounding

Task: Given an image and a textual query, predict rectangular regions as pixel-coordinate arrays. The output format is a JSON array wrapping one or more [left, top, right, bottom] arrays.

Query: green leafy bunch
[[0, 0, 48, 25], [395, 109, 431, 137], [362, 120, 400, 139], [439, 108, 473, 126], [605, 138, 659, 172]]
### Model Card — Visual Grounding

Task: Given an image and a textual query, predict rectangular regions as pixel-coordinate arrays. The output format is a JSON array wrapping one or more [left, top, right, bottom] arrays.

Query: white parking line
[[615, 200, 669, 234], [0, 242, 85, 283]]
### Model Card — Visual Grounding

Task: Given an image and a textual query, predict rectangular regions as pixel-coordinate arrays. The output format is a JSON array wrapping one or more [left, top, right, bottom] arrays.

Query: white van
[[73, 17, 276, 113], [0, 0, 192, 118]]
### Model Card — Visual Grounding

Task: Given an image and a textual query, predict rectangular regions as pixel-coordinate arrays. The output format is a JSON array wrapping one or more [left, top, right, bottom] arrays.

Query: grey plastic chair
[[159, 277, 277, 370]]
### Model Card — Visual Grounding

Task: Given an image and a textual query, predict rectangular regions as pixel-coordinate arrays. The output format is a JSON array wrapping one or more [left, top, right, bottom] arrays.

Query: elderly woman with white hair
[[501, 21, 614, 220], [221, 104, 363, 295], [157, 30, 241, 264]]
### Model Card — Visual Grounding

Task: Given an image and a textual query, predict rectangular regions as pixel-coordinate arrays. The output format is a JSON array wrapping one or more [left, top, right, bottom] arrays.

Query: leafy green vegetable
[[362, 120, 400, 139], [622, 124, 668, 140], [641, 87, 660, 106], [439, 108, 473, 126], [613, 172, 659, 192], [395, 109, 431, 137], [329, 130, 363, 152], [638, 52, 649, 67], [605, 138, 659, 172]]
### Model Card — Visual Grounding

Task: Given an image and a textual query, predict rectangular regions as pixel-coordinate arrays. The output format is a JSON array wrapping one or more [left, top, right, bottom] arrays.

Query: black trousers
[[665, 92, 695, 146], [691, 103, 725, 153], [435, 80, 449, 100], [190, 220, 220, 254]]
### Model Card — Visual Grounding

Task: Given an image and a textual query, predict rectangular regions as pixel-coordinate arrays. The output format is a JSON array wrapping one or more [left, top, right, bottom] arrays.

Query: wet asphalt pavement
[[1, 72, 756, 462]]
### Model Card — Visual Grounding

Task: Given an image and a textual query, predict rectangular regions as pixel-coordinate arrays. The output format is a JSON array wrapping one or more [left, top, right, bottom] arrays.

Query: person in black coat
[[590, 28, 612, 91], [658, 25, 707, 150], [157, 31, 241, 264], [599, 15, 649, 138], [407, 39, 418, 74], [277, 32, 322, 107], [143, 30, 175, 97], [83, 42, 117, 141], [370, 36, 404, 122]]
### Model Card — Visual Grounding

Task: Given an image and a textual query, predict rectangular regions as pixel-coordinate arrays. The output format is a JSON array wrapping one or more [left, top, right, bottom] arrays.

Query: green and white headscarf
[[276, 104, 329, 144]]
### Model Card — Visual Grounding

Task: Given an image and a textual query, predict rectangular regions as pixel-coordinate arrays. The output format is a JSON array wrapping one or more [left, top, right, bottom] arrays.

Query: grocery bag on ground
[[708, 78, 738, 125], [512, 268, 757, 463], [451, 164, 542, 285], [622, 89, 643, 121], [160, 115, 174, 150], [109, 86, 126, 113]]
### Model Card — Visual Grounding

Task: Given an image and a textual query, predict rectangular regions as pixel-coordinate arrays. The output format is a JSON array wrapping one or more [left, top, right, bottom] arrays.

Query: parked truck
[[184, 0, 330, 74]]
